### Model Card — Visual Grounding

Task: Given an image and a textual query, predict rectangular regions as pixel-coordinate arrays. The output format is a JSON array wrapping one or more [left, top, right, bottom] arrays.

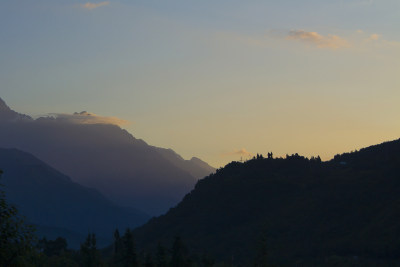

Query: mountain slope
[[0, 148, 149, 247], [0, 98, 215, 215], [134, 139, 400, 266], [0, 98, 31, 121], [153, 147, 215, 179]]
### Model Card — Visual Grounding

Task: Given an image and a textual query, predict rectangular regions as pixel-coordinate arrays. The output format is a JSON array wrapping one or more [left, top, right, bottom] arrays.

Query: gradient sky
[[1, 0, 399, 167]]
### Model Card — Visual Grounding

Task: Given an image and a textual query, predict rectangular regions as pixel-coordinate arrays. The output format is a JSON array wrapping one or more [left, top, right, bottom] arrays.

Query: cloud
[[49, 111, 129, 126], [222, 148, 253, 158], [356, 31, 400, 47], [81, 1, 110, 10], [368, 34, 380, 41], [353, 30, 400, 47], [216, 29, 398, 52], [286, 30, 350, 49]]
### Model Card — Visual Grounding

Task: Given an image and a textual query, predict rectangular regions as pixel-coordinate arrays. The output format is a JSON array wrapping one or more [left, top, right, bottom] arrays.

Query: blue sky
[[1, 0, 399, 166]]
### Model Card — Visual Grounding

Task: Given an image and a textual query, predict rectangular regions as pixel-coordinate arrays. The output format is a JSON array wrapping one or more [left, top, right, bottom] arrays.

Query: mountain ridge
[[133, 138, 400, 265], [0, 97, 215, 215], [0, 148, 150, 248], [0, 97, 32, 121]]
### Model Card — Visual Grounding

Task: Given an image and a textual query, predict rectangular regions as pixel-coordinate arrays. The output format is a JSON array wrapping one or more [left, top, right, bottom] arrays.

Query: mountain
[[0, 98, 31, 121], [134, 139, 400, 266], [0, 98, 215, 215], [0, 148, 149, 248], [153, 147, 216, 179]]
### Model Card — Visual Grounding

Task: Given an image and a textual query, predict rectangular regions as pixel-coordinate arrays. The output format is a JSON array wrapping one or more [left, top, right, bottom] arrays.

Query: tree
[[144, 253, 154, 267], [0, 169, 36, 266], [155, 242, 168, 267], [38, 237, 68, 257], [80, 233, 100, 267], [254, 232, 269, 267], [123, 228, 138, 267], [113, 229, 124, 266], [200, 253, 215, 267], [170, 236, 190, 267]]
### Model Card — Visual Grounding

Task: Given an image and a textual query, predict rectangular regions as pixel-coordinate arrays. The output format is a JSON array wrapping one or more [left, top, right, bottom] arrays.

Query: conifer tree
[[254, 233, 269, 267], [113, 229, 124, 266], [170, 236, 189, 267], [80, 233, 100, 267], [155, 242, 168, 267], [123, 228, 138, 267], [144, 253, 154, 267]]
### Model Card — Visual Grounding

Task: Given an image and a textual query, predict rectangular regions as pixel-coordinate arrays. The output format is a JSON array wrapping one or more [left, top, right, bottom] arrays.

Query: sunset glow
[[1, 0, 399, 167]]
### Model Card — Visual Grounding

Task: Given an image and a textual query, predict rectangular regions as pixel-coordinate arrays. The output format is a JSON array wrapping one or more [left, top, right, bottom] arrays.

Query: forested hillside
[[134, 139, 400, 266]]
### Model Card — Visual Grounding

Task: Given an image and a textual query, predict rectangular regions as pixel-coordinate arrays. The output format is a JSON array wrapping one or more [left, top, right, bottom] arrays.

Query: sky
[[1, 0, 399, 167]]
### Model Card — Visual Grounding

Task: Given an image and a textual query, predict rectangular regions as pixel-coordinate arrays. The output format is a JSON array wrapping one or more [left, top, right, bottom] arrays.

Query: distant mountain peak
[[0, 97, 214, 214], [190, 157, 216, 172], [190, 156, 203, 162], [0, 97, 11, 111], [0, 97, 32, 121], [152, 147, 216, 180]]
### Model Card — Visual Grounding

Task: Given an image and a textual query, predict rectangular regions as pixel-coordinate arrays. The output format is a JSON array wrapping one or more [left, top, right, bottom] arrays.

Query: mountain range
[[0, 97, 215, 215], [5, 96, 399, 265], [0, 148, 149, 248]]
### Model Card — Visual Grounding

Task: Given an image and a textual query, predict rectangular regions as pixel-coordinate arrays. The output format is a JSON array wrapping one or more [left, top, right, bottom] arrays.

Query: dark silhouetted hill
[[0, 98, 215, 215], [0, 148, 149, 248], [134, 139, 400, 266]]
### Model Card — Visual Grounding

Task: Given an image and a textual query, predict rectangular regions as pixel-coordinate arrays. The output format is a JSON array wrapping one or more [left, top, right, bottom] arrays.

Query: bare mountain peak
[[0, 97, 32, 121], [190, 157, 216, 172], [0, 97, 11, 111], [190, 156, 203, 162]]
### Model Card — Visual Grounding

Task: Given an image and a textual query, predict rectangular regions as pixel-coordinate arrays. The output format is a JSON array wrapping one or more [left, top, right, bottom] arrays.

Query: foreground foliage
[[0, 169, 37, 266]]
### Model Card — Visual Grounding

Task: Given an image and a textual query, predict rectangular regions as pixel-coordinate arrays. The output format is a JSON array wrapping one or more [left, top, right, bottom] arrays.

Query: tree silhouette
[[155, 242, 168, 267], [113, 229, 124, 266], [144, 252, 154, 267], [170, 236, 189, 267], [254, 232, 269, 267], [38, 237, 67, 257], [123, 228, 138, 267], [80, 233, 100, 267], [0, 169, 36, 266]]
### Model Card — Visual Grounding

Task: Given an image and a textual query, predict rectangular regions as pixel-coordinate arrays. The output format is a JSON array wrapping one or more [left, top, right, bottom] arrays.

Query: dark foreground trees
[[0, 169, 37, 266], [1, 167, 269, 267], [0, 168, 204, 266]]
